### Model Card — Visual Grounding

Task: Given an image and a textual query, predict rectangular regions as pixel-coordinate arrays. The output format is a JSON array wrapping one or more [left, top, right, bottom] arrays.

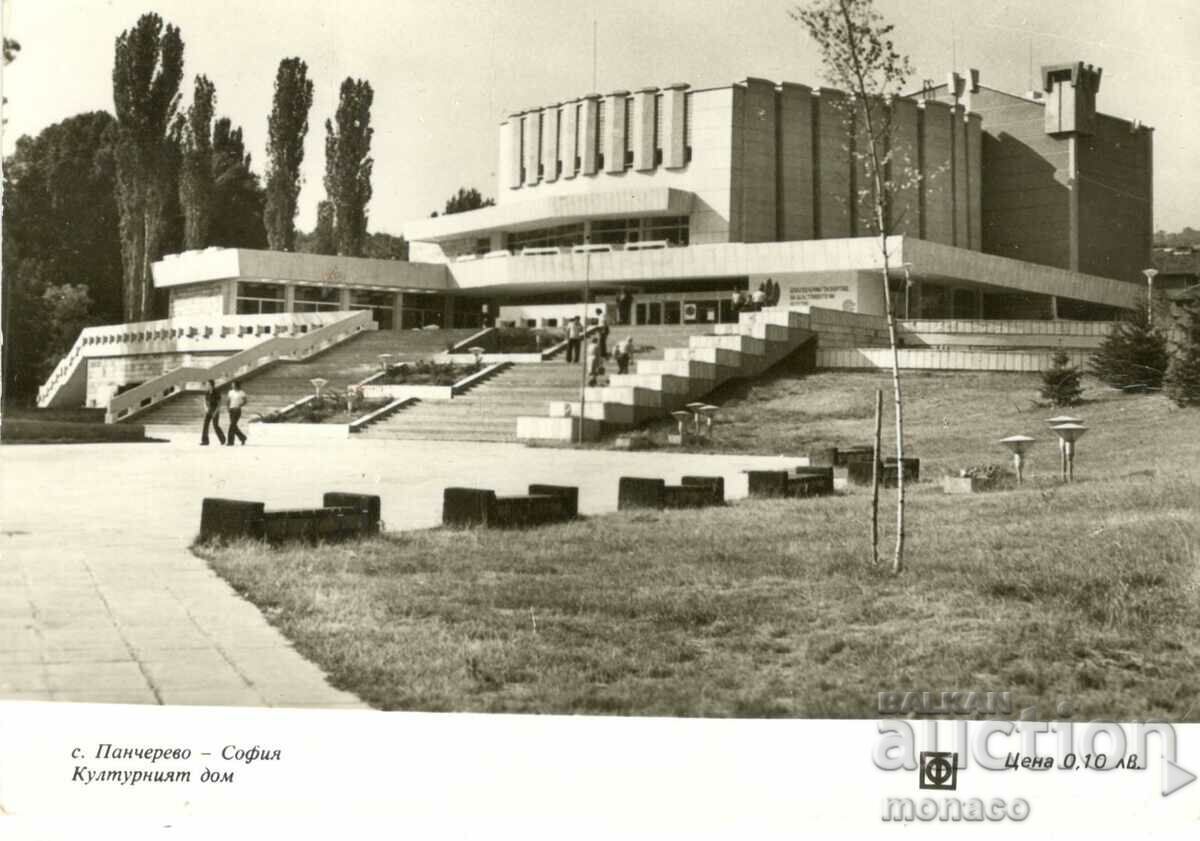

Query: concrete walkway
[[0, 433, 802, 707]]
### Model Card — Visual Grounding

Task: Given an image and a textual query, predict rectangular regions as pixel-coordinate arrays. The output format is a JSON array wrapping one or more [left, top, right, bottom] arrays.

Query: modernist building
[[39, 61, 1154, 410]]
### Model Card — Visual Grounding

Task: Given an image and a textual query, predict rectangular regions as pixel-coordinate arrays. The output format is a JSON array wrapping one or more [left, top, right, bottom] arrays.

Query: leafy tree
[[2, 112, 124, 400], [443, 187, 495, 215], [178, 75, 216, 249], [1040, 350, 1083, 406], [1165, 297, 1200, 407], [264, 58, 313, 252], [323, 77, 374, 257], [1089, 307, 1170, 391], [793, 0, 915, 572], [210, 118, 267, 248], [363, 231, 408, 261], [110, 12, 185, 322], [2, 38, 19, 124], [312, 200, 336, 255]]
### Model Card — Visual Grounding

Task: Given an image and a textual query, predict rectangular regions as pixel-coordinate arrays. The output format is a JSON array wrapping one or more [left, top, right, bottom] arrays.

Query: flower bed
[[263, 392, 393, 425], [377, 359, 481, 386], [493, 327, 566, 354]]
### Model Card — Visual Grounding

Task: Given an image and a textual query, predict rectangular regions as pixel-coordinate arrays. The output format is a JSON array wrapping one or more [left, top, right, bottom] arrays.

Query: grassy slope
[[200, 372, 1200, 717]]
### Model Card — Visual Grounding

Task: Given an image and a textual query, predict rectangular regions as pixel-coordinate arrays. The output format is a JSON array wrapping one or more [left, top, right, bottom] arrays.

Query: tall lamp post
[[1142, 267, 1158, 325], [576, 237, 592, 445]]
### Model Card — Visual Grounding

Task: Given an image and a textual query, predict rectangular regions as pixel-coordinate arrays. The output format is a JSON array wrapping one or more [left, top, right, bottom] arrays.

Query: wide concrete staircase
[[517, 308, 814, 441], [133, 328, 478, 425], [359, 361, 584, 443]]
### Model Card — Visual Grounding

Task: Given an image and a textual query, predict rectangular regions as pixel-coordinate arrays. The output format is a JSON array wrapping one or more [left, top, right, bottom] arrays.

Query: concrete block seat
[[442, 484, 578, 528], [199, 492, 381, 544], [617, 476, 725, 510], [746, 467, 835, 498]]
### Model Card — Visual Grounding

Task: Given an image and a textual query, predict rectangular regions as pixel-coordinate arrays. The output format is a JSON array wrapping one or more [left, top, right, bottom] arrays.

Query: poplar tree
[[263, 57, 314, 251], [178, 75, 216, 249], [323, 77, 374, 257], [793, 0, 916, 573], [110, 13, 184, 321]]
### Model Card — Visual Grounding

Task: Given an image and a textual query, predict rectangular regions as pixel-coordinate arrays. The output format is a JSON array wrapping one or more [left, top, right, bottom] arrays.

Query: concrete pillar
[[953, 104, 969, 247], [891, 97, 921, 237], [560, 101, 579, 179], [523, 112, 541, 186], [505, 114, 523, 189], [966, 112, 983, 250], [283, 283, 296, 313], [732, 77, 779, 243], [605, 90, 629, 174], [541, 106, 559, 183], [778, 82, 814, 241], [815, 87, 851, 238], [661, 83, 689, 169], [580, 95, 600, 175], [338, 288, 351, 310], [398, 291, 412, 331], [632, 87, 658, 171], [920, 99, 954, 245]]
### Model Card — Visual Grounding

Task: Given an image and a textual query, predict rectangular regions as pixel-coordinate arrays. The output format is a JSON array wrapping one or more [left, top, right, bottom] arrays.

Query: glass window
[[591, 218, 640, 246], [350, 290, 395, 330], [507, 223, 585, 251], [684, 94, 693, 162], [643, 215, 690, 246], [293, 285, 342, 312], [663, 301, 681, 324], [624, 97, 634, 168], [235, 282, 285, 315], [596, 100, 606, 170]]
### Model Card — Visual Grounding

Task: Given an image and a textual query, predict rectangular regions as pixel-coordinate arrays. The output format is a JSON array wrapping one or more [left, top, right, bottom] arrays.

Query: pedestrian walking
[[614, 335, 633, 374], [565, 316, 584, 363], [597, 310, 610, 357], [200, 379, 225, 445], [225, 380, 248, 446]]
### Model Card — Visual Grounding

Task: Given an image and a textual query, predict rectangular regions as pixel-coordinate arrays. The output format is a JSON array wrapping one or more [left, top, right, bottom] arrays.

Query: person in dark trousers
[[200, 379, 225, 445], [614, 335, 633, 374], [617, 288, 634, 325], [566, 316, 585, 363], [225, 380, 248, 446], [597, 311, 610, 358]]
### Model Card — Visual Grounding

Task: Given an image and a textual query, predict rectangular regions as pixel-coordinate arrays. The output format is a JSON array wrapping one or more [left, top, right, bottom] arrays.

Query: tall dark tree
[[443, 186, 495, 215], [2, 112, 124, 399], [323, 77, 374, 257], [110, 13, 185, 322], [210, 118, 268, 248], [178, 75, 216, 249], [1165, 297, 1200, 407], [263, 57, 313, 252], [312, 200, 337, 255]]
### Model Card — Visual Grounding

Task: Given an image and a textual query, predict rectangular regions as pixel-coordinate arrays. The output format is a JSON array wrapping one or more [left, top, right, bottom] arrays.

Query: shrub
[[957, 464, 1013, 491], [1040, 350, 1083, 406], [1089, 306, 1169, 391], [1165, 297, 1200, 407]]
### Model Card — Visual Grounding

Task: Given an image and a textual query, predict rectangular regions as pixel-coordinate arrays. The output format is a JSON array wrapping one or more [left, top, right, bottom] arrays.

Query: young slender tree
[[793, 0, 915, 573], [178, 75, 216, 249], [323, 77, 374, 257], [263, 58, 314, 252], [110, 13, 185, 322]]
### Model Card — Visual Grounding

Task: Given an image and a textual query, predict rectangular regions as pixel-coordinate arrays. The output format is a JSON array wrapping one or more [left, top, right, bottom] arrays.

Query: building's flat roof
[[152, 248, 451, 292], [403, 187, 695, 242]]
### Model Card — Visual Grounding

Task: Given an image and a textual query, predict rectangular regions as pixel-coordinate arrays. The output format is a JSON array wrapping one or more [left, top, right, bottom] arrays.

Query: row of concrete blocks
[[442, 485, 580, 529], [199, 493, 382, 544], [617, 476, 725, 510], [517, 309, 812, 440], [746, 467, 836, 498]]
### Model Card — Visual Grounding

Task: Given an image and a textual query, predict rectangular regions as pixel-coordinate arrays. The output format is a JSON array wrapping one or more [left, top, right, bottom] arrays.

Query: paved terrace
[[0, 438, 799, 708]]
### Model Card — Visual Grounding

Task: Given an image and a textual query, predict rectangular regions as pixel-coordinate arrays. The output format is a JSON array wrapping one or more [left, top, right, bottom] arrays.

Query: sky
[[2, 0, 1197, 236]]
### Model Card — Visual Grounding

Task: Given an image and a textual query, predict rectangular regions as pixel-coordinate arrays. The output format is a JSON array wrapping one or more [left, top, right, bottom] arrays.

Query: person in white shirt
[[225, 380, 248, 446]]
